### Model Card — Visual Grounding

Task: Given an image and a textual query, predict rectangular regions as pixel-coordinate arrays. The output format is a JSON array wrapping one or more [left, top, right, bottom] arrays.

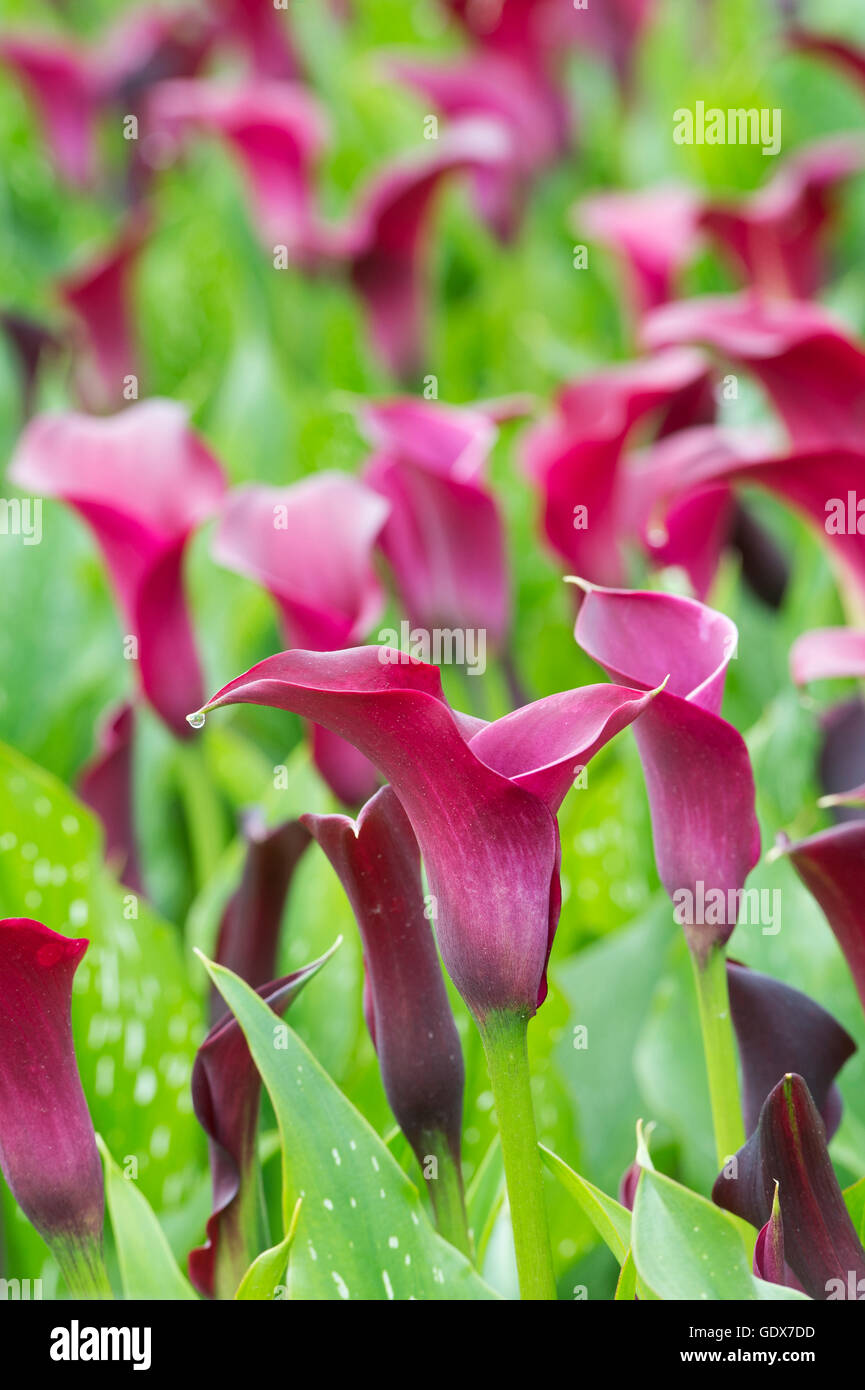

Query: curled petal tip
[[564, 574, 594, 592]]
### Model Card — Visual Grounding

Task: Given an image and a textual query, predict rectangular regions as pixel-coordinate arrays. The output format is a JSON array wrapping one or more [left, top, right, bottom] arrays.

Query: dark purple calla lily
[[777, 824, 865, 1017], [643, 293, 865, 451], [752, 1183, 803, 1291], [302, 786, 468, 1243], [213, 474, 389, 804], [9, 399, 226, 738], [576, 187, 702, 320], [0, 311, 61, 418], [77, 701, 141, 894], [713, 1073, 865, 1300], [189, 645, 659, 1020], [521, 347, 714, 585], [700, 136, 865, 299], [189, 953, 332, 1299], [210, 811, 310, 1024], [361, 397, 510, 646], [726, 960, 855, 1139], [574, 584, 761, 961], [146, 78, 327, 263], [0, 918, 107, 1294]]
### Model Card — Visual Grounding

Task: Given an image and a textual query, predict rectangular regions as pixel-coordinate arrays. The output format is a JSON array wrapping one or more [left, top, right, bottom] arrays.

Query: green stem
[[175, 736, 225, 891], [54, 1236, 113, 1299], [690, 944, 746, 1169], [423, 1133, 472, 1260], [479, 1010, 557, 1301]]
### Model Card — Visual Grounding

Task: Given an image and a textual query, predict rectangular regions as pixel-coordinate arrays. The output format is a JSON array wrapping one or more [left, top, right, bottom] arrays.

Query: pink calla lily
[[213, 474, 389, 804], [576, 187, 703, 320], [60, 218, 147, 408], [9, 399, 226, 738]]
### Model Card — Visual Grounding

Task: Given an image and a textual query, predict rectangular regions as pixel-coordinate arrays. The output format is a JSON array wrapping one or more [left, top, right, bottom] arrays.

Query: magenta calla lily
[[211, 811, 310, 1023], [78, 701, 141, 894], [189, 954, 331, 1300], [0, 918, 107, 1294], [361, 396, 509, 644], [60, 220, 146, 408], [522, 347, 714, 584], [643, 292, 865, 450], [213, 0, 302, 80], [190, 645, 658, 1019], [147, 78, 327, 261], [727, 960, 855, 1139], [213, 474, 389, 803], [576, 187, 702, 319], [574, 583, 760, 960], [302, 786, 467, 1243], [9, 399, 226, 738], [791, 627, 865, 685], [701, 136, 865, 299], [713, 1073, 865, 1301], [388, 52, 567, 241], [0, 36, 100, 185]]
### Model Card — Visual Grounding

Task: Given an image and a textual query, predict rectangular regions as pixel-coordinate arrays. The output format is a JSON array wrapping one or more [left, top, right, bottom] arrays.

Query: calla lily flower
[[752, 1183, 802, 1291], [213, 474, 389, 804], [791, 627, 865, 685], [790, 629, 865, 814], [0, 311, 60, 418], [700, 136, 865, 299], [9, 399, 226, 738], [210, 811, 310, 1023], [726, 960, 855, 1139], [388, 51, 568, 241], [361, 396, 510, 646], [573, 583, 761, 961], [302, 786, 468, 1245], [713, 1073, 865, 1300], [575, 187, 702, 320], [642, 292, 865, 450], [78, 702, 141, 893], [0, 36, 100, 185], [59, 219, 147, 408], [632, 424, 865, 602], [212, 0, 302, 80], [521, 347, 714, 585], [0, 918, 107, 1295], [189, 952, 331, 1300], [777, 825, 865, 1017], [188, 645, 659, 1020], [320, 120, 510, 379], [146, 79, 327, 262]]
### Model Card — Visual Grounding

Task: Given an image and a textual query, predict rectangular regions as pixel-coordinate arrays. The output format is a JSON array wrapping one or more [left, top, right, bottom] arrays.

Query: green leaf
[[539, 1144, 631, 1264], [200, 953, 499, 1301], [843, 1176, 865, 1245], [614, 1250, 638, 1301], [97, 1137, 197, 1300], [466, 1137, 506, 1267], [633, 1169, 809, 1301], [235, 1199, 302, 1301]]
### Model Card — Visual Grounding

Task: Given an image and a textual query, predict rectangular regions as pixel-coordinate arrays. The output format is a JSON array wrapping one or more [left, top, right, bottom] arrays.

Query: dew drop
[[186, 710, 206, 729]]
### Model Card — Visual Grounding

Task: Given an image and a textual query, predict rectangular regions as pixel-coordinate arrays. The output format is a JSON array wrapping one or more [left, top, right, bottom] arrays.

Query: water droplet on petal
[[186, 710, 206, 729]]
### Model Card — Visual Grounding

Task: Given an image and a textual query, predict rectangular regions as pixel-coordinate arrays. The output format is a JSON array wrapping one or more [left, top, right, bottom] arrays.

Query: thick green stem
[[479, 1010, 557, 1301], [423, 1133, 472, 1260], [690, 944, 746, 1169], [54, 1236, 113, 1299], [175, 737, 225, 890]]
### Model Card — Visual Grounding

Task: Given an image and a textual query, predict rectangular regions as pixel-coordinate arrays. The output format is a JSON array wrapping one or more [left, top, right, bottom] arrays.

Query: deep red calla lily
[[213, 474, 389, 804], [0, 918, 105, 1284], [212, 0, 302, 80], [77, 701, 141, 894], [778, 824, 865, 1018], [303, 786, 465, 1187], [189, 645, 658, 1019], [60, 219, 147, 409], [713, 1073, 865, 1301], [361, 397, 510, 644], [9, 399, 226, 738], [210, 811, 310, 1024], [189, 953, 331, 1299], [574, 584, 761, 960]]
